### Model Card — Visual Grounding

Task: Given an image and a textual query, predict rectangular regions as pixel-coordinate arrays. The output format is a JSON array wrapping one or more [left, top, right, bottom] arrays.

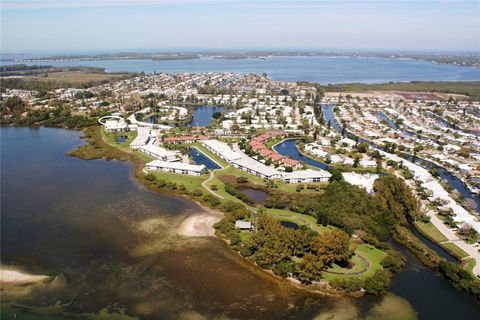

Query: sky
[[1, 0, 479, 53]]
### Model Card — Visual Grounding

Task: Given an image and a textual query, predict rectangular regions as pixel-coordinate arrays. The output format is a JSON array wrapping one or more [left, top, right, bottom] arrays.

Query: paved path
[[202, 171, 225, 199], [425, 207, 480, 276], [323, 254, 370, 276]]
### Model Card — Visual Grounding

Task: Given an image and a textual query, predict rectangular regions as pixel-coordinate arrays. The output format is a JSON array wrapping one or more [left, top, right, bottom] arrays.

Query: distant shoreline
[[2, 51, 479, 68]]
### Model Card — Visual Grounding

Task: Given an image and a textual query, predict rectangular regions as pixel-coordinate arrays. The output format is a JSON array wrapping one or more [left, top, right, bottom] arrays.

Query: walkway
[[425, 208, 480, 276], [323, 254, 370, 276], [202, 171, 225, 199]]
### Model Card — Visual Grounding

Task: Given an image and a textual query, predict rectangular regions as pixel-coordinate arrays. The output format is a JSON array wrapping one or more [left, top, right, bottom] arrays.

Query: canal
[[321, 103, 480, 212]]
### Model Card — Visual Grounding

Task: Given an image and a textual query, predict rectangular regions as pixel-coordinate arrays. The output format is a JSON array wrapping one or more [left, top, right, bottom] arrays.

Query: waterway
[[273, 139, 330, 170], [3, 56, 480, 84], [321, 103, 480, 212], [1, 127, 480, 319]]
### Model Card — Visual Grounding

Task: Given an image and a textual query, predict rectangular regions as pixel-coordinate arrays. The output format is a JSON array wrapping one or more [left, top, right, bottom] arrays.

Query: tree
[[310, 229, 351, 265], [357, 142, 369, 153], [212, 111, 222, 119], [297, 253, 324, 284], [373, 175, 423, 224], [328, 167, 343, 182]]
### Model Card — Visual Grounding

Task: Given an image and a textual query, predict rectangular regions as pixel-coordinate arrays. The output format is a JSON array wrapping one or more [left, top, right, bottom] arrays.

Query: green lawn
[[240, 231, 252, 242], [414, 221, 449, 243], [463, 258, 477, 278], [440, 242, 470, 260], [101, 130, 155, 162], [322, 244, 387, 281], [326, 254, 368, 274], [148, 171, 209, 193], [268, 208, 330, 234]]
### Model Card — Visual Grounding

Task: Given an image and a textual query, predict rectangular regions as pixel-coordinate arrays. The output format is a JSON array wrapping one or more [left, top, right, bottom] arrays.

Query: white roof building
[[146, 160, 205, 176]]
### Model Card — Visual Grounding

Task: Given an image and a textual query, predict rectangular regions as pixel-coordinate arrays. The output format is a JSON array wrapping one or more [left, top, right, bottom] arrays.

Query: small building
[[235, 220, 252, 230], [104, 120, 128, 132]]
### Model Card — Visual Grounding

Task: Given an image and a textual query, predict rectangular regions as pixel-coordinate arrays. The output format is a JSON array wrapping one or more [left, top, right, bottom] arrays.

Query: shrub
[[364, 270, 391, 295]]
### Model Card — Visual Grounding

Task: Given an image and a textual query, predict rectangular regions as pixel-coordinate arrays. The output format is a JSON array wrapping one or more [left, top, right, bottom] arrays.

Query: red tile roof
[[259, 148, 273, 157], [282, 158, 300, 167], [269, 153, 284, 161]]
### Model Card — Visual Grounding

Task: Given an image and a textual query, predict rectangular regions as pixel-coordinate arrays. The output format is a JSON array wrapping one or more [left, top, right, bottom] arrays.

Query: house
[[281, 158, 301, 169]]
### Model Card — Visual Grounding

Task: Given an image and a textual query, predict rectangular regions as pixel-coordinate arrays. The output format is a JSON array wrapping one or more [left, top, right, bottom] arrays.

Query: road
[[425, 208, 480, 276]]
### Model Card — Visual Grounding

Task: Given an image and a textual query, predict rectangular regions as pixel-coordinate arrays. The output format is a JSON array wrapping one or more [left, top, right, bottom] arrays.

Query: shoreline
[[177, 206, 224, 237], [0, 267, 49, 284]]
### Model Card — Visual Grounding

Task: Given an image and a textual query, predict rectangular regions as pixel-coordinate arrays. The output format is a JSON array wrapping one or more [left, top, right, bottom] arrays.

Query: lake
[[189, 105, 225, 127], [146, 105, 225, 127], [1, 127, 480, 319], [3, 56, 480, 84]]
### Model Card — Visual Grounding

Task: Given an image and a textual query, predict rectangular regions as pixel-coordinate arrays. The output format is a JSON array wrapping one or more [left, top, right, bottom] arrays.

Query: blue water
[[4, 56, 480, 84], [189, 105, 225, 127], [115, 135, 127, 143], [2, 126, 480, 319], [273, 139, 330, 170], [280, 220, 299, 230], [189, 147, 221, 170]]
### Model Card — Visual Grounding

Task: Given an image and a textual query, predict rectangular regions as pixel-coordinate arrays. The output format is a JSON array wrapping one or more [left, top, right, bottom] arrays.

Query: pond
[[115, 135, 128, 143], [280, 220, 299, 230], [189, 147, 221, 170], [238, 188, 269, 205], [188, 105, 225, 127]]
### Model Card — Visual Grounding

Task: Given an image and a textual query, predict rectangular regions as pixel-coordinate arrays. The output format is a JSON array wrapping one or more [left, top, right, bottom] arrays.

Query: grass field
[[321, 81, 480, 100], [268, 208, 330, 234], [101, 130, 154, 162], [414, 221, 449, 243], [440, 242, 470, 260], [322, 244, 387, 281], [148, 170, 209, 193], [463, 258, 476, 278]]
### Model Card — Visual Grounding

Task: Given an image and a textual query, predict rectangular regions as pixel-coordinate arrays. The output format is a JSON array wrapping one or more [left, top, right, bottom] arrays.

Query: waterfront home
[[202, 140, 243, 162], [230, 156, 283, 179], [281, 157, 301, 169], [145, 160, 205, 176], [139, 145, 180, 162]]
